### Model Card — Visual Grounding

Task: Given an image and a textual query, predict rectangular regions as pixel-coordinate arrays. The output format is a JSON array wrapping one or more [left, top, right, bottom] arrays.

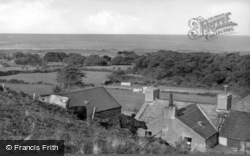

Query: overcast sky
[[0, 0, 249, 35]]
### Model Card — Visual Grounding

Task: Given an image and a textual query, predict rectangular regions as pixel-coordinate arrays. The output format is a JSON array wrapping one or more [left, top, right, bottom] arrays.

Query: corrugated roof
[[219, 110, 250, 141], [176, 104, 217, 139], [57, 87, 121, 112]]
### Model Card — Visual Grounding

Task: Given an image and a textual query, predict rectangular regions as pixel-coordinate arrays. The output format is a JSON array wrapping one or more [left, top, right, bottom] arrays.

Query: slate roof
[[43, 87, 121, 112], [243, 95, 250, 104], [136, 99, 169, 123], [234, 95, 250, 113], [219, 110, 250, 141], [136, 100, 217, 139], [176, 104, 217, 139]]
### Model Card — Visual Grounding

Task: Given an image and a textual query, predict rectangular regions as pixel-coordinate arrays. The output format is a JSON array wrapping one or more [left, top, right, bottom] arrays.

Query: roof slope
[[176, 104, 217, 139], [58, 87, 121, 112], [219, 110, 250, 141], [137, 99, 168, 123], [243, 95, 250, 104], [234, 95, 250, 113]]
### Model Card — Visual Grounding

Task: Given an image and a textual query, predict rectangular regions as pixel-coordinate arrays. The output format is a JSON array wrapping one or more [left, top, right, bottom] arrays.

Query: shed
[[41, 87, 122, 119]]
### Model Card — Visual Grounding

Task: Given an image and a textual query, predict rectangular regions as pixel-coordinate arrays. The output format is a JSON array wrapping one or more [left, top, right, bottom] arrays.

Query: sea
[[0, 34, 249, 55]]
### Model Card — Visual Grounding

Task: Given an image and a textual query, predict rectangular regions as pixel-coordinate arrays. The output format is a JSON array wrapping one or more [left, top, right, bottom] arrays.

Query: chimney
[[169, 94, 174, 106], [217, 85, 232, 112], [224, 85, 228, 95], [217, 94, 232, 111], [145, 87, 160, 102], [164, 106, 176, 119]]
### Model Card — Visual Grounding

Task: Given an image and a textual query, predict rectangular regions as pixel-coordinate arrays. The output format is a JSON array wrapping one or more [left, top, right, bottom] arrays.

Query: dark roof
[[56, 87, 121, 112], [176, 104, 217, 139], [219, 110, 250, 141]]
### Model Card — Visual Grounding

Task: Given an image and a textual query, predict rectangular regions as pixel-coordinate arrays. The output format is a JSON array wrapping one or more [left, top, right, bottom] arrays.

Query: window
[[145, 131, 152, 137], [185, 137, 192, 148]]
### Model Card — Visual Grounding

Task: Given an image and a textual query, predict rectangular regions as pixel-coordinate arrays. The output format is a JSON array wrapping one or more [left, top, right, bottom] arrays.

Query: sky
[[0, 0, 249, 35]]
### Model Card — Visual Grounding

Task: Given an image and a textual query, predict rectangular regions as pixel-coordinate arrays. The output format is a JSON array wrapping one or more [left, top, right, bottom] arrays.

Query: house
[[40, 87, 122, 119], [135, 87, 218, 152], [219, 110, 250, 153]]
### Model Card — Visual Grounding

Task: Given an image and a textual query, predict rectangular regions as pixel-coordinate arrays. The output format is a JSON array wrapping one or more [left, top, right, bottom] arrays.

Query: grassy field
[[106, 88, 240, 112], [0, 71, 111, 86], [85, 65, 133, 70]]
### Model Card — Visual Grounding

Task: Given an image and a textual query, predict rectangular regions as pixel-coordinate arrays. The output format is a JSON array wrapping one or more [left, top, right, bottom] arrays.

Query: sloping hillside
[[0, 88, 189, 154]]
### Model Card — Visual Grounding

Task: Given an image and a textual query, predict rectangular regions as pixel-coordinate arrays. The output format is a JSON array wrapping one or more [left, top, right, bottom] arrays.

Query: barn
[[219, 110, 250, 153], [41, 87, 122, 119]]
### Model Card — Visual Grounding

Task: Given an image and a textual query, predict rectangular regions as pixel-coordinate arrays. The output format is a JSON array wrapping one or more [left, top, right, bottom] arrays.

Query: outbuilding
[[40, 87, 122, 119], [219, 110, 250, 153]]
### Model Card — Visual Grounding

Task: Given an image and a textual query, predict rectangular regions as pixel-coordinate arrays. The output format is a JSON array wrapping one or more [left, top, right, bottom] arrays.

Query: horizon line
[[0, 33, 249, 36]]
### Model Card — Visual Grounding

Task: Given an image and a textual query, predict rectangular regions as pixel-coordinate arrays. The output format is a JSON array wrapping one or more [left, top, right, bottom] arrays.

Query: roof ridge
[[135, 102, 149, 120]]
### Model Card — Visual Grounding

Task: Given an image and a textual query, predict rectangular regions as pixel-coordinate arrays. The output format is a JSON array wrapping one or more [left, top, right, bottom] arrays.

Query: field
[[0, 71, 111, 86], [0, 68, 240, 112], [106, 88, 240, 112], [106, 88, 145, 111], [106, 88, 217, 112], [85, 65, 133, 71]]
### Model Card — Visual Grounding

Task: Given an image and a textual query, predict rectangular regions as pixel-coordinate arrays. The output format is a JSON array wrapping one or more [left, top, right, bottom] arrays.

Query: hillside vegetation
[[114, 50, 249, 97], [0, 88, 189, 154]]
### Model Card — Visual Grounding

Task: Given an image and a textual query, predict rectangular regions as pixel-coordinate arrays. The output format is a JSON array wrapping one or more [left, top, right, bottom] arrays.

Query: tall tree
[[56, 65, 85, 89]]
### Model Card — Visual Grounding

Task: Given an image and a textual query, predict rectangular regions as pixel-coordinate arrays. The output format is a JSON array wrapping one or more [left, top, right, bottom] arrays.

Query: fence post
[[92, 107, 97, 121]]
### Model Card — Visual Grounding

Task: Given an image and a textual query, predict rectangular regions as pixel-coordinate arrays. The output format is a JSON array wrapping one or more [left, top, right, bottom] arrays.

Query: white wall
[[219, 137, 227, 146]]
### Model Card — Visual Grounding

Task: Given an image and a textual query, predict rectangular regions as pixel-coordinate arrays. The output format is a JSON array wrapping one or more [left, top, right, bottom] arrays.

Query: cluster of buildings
[[37, 86, 250, 154], [135, 87, 250, 153]]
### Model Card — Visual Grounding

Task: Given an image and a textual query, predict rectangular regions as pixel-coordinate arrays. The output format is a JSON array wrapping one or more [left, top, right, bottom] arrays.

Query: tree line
[[130, 50, 250, 96], [11, 51, 138, 67]]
